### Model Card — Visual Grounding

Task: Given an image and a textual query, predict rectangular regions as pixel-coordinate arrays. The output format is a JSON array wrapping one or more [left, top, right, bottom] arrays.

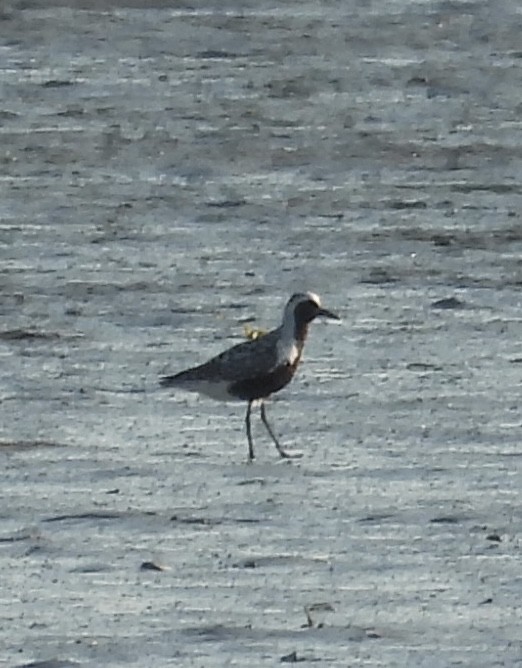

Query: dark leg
[[245, 400, 255, 461], [260, 401, 290, 459]]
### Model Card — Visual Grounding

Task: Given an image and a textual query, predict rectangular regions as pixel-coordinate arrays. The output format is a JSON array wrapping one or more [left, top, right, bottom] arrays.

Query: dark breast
[[230, 317, 310, 401], [229, 358, 301, 401]]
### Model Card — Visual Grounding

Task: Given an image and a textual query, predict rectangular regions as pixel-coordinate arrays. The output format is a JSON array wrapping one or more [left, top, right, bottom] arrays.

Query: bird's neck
[[277, 314, 309, 367], [281, 310, 310, 347]]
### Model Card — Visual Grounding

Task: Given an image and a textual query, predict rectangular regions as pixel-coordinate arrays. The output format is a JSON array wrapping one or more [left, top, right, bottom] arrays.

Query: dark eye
[[294, 299, 319, 324]]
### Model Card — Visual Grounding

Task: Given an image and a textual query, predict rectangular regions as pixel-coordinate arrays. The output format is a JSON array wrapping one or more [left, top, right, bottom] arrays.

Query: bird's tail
[[159, 374, 177, 388], [159, 368, 199, 388]]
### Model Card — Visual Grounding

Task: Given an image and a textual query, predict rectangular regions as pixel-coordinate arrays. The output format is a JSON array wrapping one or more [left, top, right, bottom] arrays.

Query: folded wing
[[160, 328, 280, 387]]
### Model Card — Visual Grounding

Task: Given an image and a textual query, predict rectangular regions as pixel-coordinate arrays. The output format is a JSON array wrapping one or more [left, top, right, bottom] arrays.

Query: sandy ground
[[1, 1, 522, 666]]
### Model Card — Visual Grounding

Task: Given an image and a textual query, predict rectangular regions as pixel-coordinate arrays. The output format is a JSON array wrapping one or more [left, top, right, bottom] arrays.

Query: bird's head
[[283, 292, 340, 340]]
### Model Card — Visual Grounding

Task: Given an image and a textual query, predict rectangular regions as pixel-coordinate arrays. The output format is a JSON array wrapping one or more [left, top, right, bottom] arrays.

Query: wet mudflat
[[1, 0, 522, 666]]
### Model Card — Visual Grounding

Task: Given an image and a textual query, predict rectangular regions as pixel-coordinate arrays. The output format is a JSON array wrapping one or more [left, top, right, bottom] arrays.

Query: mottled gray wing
[[197, 328, 280, 382]]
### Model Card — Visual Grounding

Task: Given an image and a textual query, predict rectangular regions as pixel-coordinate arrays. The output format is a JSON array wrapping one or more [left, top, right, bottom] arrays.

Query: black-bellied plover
[[160, 292, 339, 461]]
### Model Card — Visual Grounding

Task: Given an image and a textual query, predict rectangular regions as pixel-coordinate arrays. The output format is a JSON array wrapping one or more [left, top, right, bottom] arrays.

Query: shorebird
[[160, 292, 339, 460]]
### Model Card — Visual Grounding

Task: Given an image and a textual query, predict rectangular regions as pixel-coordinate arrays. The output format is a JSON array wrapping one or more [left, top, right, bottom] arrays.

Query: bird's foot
[[277, 448, 303, 460]]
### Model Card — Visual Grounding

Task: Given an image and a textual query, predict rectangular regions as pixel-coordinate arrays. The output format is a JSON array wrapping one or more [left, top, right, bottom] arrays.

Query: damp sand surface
[[1, 1, 522, 666]]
